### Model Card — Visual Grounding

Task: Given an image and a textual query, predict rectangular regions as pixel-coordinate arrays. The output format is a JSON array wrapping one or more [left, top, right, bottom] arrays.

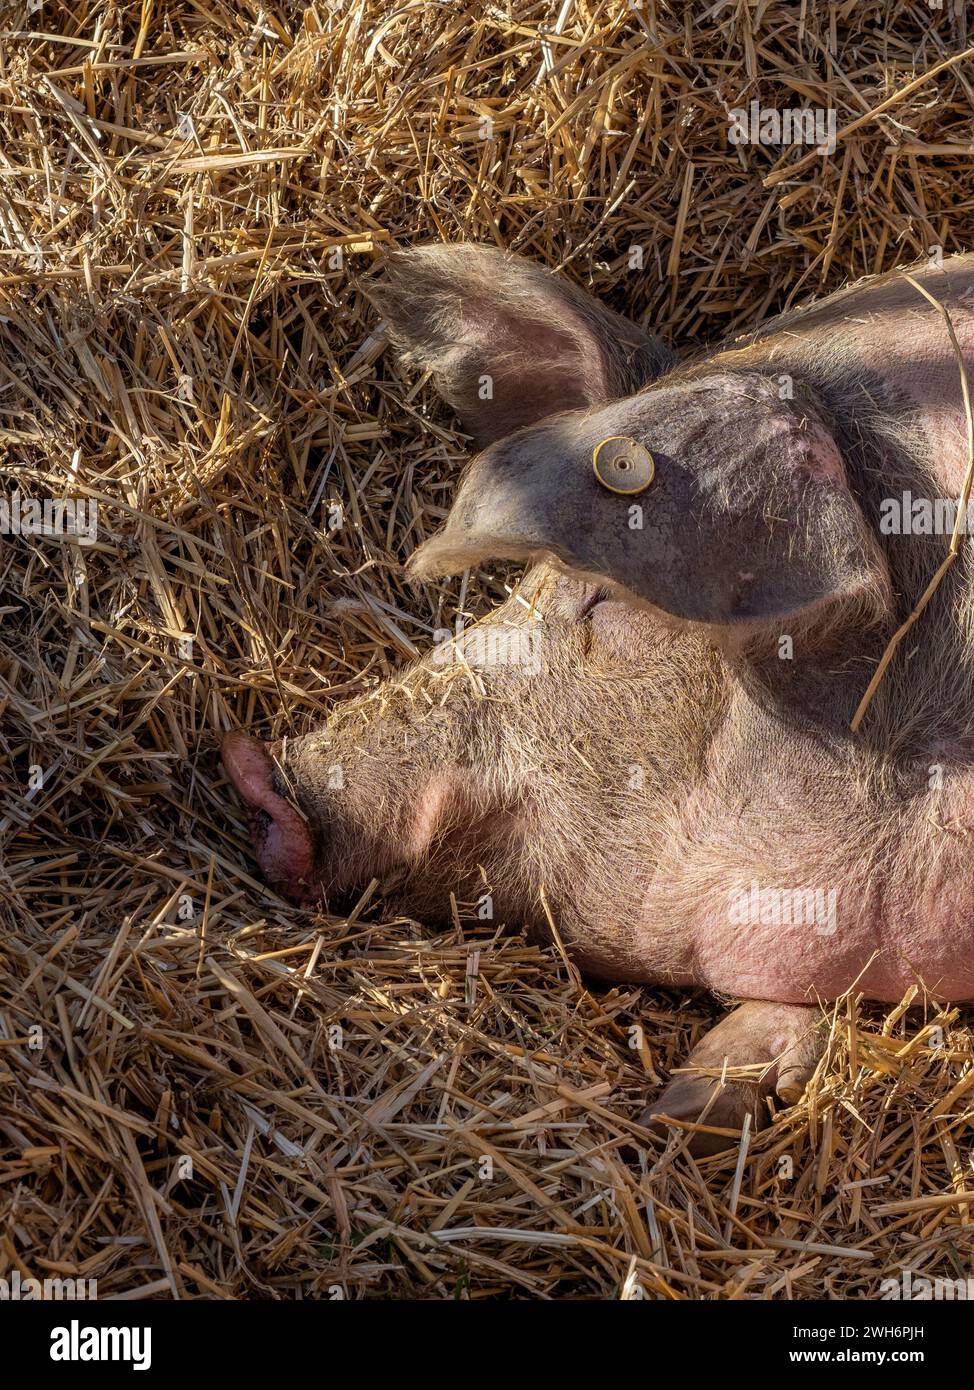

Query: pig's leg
[[641, 1001, 825, 1157]]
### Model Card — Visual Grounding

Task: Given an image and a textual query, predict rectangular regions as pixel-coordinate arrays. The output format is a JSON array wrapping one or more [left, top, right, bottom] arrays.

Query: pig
[[223, 243, 974, 1154]]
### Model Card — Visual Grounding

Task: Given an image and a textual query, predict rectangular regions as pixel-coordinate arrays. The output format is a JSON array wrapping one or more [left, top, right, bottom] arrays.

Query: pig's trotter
[[639, 1001, 825, 1157]]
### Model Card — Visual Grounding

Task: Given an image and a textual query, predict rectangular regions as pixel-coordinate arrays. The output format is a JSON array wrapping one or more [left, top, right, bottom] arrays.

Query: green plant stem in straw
[[850, 273, 974, 733]]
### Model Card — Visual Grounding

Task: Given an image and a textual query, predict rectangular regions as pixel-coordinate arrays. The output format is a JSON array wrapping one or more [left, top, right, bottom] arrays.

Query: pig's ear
[[367, 243, 674, 447], [407, 375, 890, 629]]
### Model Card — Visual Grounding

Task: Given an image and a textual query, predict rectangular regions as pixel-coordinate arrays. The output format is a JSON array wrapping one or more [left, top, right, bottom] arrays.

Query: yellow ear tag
[[592, 436, 655, 495]]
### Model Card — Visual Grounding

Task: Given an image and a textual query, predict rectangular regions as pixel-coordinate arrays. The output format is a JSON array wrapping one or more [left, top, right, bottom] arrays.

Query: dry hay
[[1, 0, 974, 1300]]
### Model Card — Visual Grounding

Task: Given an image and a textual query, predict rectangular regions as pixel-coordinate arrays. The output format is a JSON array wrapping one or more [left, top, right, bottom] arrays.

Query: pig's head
[[223, 244, 890, 925]]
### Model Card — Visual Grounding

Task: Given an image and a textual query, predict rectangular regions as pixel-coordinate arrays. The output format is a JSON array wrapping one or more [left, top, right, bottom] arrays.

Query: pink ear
[[369, 243, 672, 447], [222, 732, 314, 892], [408, 367, 890, 628]]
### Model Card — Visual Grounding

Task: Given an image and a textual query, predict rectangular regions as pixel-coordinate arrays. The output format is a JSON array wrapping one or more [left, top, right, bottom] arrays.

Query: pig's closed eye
[[577, 585, 611, 620]]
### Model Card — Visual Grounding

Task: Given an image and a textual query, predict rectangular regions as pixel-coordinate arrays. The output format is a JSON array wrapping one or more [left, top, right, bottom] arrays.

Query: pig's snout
[[222, 731, 317, 901]]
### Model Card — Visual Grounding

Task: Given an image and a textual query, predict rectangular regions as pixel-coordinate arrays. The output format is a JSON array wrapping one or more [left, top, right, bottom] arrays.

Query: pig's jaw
[[222, 732, 321, 902]]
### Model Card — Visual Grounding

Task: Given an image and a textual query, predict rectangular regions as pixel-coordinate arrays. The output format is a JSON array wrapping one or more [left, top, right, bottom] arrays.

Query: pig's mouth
[[221, 731, 319, 903]]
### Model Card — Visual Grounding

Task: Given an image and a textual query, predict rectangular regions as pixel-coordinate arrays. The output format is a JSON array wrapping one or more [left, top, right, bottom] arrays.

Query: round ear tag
[[592, 436, 655, 495]]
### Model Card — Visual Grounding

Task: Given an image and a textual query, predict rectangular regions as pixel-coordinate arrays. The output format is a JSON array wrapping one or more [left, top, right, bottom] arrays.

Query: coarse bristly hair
[[280, 252, 974, 1000]]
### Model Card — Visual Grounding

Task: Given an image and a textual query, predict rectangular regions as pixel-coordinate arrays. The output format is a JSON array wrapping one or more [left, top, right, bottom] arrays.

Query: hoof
[[638, 1000, 826, 1157]]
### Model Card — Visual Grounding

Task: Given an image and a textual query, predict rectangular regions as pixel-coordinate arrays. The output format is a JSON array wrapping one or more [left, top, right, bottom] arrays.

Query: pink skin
[[222, 732, 471, 907], [221, 732, 317, 900], [221, 673, 974, 1007], [220, 718, 837, 1156], [665, 260, 974, 1004], [681, 839, 974, 1005], [219, 249, 974, 1151], [633, 694, 974, 1004]]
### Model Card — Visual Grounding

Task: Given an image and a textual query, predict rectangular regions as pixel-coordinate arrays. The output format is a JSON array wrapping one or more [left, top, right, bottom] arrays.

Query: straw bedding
[[1, 0, 973, 1299]]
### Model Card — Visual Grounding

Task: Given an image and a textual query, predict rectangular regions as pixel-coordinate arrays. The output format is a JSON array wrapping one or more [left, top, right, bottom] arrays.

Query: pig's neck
[[630, 646, 974, 1003]]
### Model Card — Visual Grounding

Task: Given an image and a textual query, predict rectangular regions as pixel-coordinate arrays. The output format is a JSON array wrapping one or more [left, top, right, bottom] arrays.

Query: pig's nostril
[[221, 730, 316, 896]]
